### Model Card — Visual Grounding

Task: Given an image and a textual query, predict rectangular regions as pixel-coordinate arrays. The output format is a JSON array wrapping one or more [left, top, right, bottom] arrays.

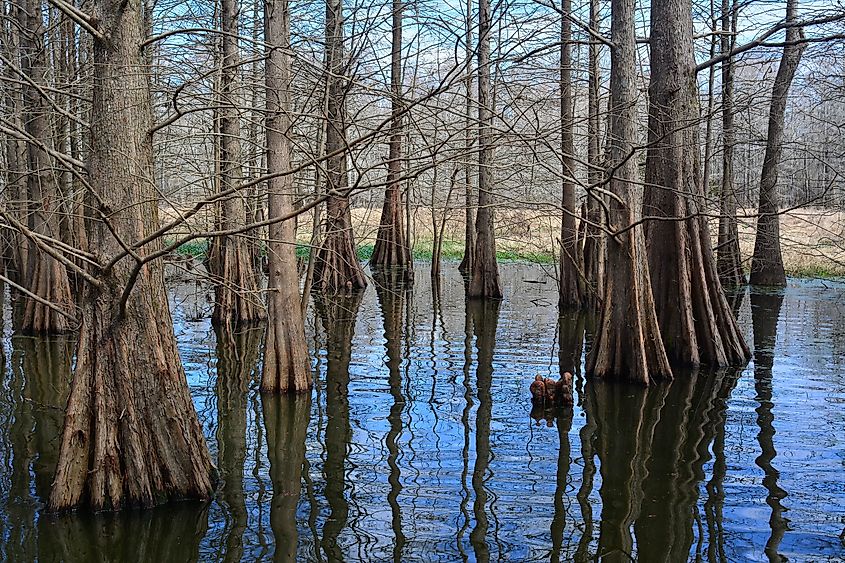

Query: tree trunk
[[17, 0, 74, 334], [313, 0, 367, 293], [717, 0, 746, 287], [262, 0, 312, 393], [581, 0, 604, 312], [467, 0, 502, 299], [643, 0, 750, 368], [208, 0, 265, 327], [585, 0, 672, 385], [558, 0, 582, 310], [370, 0, 412, 272], [48, 0, 214, 511], [749, 0, 804, 286], [458, 0, 475, 276]]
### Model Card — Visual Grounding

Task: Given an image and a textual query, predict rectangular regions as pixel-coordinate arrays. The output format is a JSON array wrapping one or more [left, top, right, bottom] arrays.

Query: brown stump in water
[[48, 2, 214, 511]]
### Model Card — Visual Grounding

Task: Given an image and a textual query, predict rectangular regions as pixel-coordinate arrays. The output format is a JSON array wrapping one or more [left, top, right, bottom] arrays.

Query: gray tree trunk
[[749, 0, 804, 286]]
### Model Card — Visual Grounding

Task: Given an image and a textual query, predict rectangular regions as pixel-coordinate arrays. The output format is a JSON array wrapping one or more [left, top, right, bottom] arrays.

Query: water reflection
[[315, 292, 363, 562], [751, 290, 789, 562], [589, 366, 740, 561], [264, 394, 310, 562], [214, 326, 262, 562], [374, 269, 411, 561], [466, 299, 500, 562], [0, 267, 843, 561]]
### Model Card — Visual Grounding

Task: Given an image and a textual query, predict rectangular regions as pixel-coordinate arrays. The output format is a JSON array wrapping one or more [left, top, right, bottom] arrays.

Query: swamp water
[[0, 263, 844, 562]]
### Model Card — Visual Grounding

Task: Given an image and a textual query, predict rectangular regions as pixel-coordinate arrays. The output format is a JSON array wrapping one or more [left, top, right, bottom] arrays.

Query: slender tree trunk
[[717, 0, 746, 287], [313, 0, 367, 292], [643, 0, 750, 368], [749, 0, 804, 286], [17, 0, 74, 334], [49, 0, 214, 511], [262, 0, 312, 393], [208, 0, 265, 327], [467, 0, 502, 299], [370, 0, 411, 271], [458, 0, 475, 276], [558, 0, 581, 310], [585, 0, 672, 385], [208, 0, 265, 326], [582, 0, 604, 311], [1, 1, 28, 287]]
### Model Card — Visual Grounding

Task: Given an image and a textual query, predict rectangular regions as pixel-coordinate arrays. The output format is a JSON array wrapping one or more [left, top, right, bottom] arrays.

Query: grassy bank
[[162, 206, 844, 277]]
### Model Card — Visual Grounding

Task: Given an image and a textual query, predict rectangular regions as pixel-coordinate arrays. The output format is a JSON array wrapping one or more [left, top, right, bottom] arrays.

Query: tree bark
[[370, 0, 412, 272], [749, 0, 804, 287], [585, 0, 672, 385], [48, 0, 214, 511], [208, 0, 265, 327], [17, 0, 74, 334], [581, 0, 605, 313], [717, 0, 746, 287], [313, 0, 367, 293], [458, 0, 476, 276], [643, 0, 750, 368], [262, 0, 312, 393], [467, 0, 502, 299], [558, 0, 582, 310]]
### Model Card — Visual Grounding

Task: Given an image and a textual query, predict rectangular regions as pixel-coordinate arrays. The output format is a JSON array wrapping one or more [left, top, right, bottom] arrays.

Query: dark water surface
[[1, 263, 844, 562]]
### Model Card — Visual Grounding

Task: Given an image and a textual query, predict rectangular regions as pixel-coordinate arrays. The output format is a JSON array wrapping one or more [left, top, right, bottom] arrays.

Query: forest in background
[[1, 0, 844, 513]]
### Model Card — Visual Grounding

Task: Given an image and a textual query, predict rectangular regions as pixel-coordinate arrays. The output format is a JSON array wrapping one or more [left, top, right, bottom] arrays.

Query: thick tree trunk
[[370, 0, 411, 271], [558, 0, 582, 310], [717, 0, 746, 287], [458, 0, 475, 276], [49, 0, 214, 511], [643, 0, 750, 368], [749, 0, 804, 287], [17, 0, 74, 334], [585, 0, 672, 385], [263, 394, 310, 560], [262, 0, 312, 393], [208, 0, 265, 327], [314, 0, 367, 293], [467, 0, 502, 299], [581, 0, 604, 312]]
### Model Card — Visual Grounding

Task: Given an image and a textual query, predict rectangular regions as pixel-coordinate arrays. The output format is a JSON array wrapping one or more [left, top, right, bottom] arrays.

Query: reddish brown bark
[[262, 0, 312, 393], [585, 0, 672, 385], [314, 0, 367, 293], [643, 0, 750, 368], [558, 0, 582, 310], [207, 0, 265, 327], [49, 1, 214, 511], [370, 0, 412, 271], [17, 0, 74, 334]]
